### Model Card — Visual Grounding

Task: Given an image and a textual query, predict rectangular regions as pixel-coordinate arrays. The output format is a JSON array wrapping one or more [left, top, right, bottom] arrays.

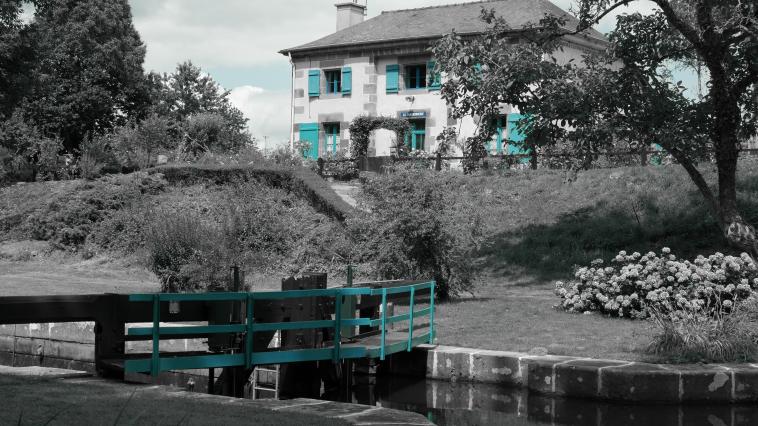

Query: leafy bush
[[77, 138, 115, 179], [555, 248, 758, 318], [109, 115, 177, 170], [24, 172, 167, 250], [646, 295, 758, 363], [145, 209, 229, 292], [179, 112, 252, 158], [142, 177, 351, 290], [349, 165, 483, 299], [319, 155, 359, 180]]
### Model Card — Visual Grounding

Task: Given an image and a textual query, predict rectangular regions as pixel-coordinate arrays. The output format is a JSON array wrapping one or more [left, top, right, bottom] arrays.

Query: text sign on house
[[400, 111, 427, 119]]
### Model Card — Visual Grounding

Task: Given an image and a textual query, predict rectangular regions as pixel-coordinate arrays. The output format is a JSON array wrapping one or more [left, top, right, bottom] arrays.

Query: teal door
[[405, 120, 426, 151], [299, 123, 319, 159], [506, 114, 530, 163], [324, 123, 339, 155]]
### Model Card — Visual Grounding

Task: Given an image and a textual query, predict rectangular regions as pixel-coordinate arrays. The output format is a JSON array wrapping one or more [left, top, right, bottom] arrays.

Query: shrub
[[179, 112, 252, 158], [646, 295, 758, 363], [349, 165, 483, 299], [144, 209, 229, 292], [24, 172, 167, 250], [77, 138, 114, 179], [319, 154, 359, 180], [109, 115, 177, 170], [555, 248, 758, 318]]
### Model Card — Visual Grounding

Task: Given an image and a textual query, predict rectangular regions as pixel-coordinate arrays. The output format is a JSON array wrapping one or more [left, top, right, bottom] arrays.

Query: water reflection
[[331, 375, 758, 425]]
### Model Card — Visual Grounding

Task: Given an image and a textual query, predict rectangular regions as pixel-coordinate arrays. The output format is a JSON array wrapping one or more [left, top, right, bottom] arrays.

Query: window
[[324, 123, 340, 155], [325, 69, 342, 94], [405, 119, 426, 151], [405, 64, 427, 89]]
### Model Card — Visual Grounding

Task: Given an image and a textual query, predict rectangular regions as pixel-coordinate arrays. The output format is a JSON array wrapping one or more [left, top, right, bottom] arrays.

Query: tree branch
[[653, 0, 708, 54]]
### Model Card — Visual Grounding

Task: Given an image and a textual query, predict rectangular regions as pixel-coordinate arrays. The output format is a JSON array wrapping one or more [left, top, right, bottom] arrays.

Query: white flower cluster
[[554, 249, 758, 318]]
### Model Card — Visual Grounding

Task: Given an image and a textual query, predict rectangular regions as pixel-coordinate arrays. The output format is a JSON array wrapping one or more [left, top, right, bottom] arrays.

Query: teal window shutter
[[386, 64, 399, 94], [428, 60, 441, 90], [341, 67, 352, 95], [308, 70, 320, 97]]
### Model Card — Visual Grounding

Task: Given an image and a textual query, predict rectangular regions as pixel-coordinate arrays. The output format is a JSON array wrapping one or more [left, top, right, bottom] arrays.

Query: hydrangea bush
[[555, 248, 758, 319]]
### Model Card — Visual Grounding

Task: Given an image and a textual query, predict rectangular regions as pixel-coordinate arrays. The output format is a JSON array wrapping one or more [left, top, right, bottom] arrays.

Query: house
[[279, 0, 607, 160]]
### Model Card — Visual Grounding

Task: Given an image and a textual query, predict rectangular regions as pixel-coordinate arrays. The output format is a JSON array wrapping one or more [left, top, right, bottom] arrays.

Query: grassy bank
[[457, 161, 758, 280]]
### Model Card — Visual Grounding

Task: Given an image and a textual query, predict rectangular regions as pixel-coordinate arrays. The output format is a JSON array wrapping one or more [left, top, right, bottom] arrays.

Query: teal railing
[[125, 281, 435, 376]]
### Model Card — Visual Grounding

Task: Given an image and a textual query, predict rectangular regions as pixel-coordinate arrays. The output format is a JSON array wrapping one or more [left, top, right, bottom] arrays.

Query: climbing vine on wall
[[349, 116, 411, 158]]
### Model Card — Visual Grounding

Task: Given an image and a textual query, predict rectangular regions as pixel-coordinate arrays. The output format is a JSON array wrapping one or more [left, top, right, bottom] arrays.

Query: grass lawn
[[0, 375, 346, 426], [0, 244, 158, 296], [435, 275, 654, 361]]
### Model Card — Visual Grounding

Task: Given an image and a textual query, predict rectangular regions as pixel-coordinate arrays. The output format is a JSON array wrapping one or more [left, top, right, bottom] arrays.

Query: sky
[[127, 0, 677, 147]]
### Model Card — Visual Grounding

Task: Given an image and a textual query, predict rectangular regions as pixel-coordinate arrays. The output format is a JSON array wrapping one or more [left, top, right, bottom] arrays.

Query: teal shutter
[[308, 70, 320, 97], [299, 123, 319, 159], [341, 67, 352, 94], [386, 64, 399, 94], [428, 60, 441, 90]]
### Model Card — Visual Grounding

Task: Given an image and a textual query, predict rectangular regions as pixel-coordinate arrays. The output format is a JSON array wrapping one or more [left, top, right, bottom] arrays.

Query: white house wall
[[291, 42, 592, 158]]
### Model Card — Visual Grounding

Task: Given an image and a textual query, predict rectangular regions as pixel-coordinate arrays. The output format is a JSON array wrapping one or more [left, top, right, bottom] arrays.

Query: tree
[[434, 1, 758, 256], [149, 61, 248, 133], [0, 1, 36, 118], [16, 0, 149, 152]]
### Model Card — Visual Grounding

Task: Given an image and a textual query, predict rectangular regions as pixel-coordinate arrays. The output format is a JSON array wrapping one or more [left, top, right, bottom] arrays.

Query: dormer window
[[325, 69, 342, 94], [405, 64, 427, 89]]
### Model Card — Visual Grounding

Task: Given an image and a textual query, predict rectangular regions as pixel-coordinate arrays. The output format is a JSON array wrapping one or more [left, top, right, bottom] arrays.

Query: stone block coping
[[387, 345, 758, 403]]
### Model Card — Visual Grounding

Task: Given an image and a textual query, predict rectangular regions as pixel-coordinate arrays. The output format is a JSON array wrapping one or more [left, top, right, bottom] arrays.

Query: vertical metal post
[[428, 282, 435, 344], [333, 293, 342, 363], [407, 286, 416, 351], [342, 265, 356, 338], [380, 289, 387, 360], [151, 294, 160, 377], [208, 368, 215, 394], [245, 293, 254, 368]]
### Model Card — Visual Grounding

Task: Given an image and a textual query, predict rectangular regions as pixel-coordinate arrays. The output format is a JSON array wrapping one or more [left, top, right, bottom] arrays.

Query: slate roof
[[281, 0, 606, 55]]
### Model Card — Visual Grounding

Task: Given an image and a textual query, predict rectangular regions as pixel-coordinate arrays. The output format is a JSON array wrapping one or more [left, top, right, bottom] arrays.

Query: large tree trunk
[[710, 75, 758, 258]]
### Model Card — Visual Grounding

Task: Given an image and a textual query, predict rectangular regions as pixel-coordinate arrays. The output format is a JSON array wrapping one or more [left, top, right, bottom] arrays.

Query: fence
[[321, 148, 758, 175], [124, 280, 436, 376]]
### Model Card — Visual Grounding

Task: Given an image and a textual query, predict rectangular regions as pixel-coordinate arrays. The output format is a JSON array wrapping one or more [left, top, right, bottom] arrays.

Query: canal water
[[327, 375, 758, 425]]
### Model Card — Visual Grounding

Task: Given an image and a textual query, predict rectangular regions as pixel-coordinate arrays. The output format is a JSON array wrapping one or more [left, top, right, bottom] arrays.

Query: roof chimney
[[335, 1, 366, 32]]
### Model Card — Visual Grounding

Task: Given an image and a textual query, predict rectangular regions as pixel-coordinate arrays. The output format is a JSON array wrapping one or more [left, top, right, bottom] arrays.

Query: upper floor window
[[405, 64, 427, 89], [325, 70, 342, 94]]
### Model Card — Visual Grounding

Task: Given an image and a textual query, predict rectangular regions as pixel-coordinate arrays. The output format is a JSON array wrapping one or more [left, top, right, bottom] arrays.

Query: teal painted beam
[[251, 288, 338, 300], [128, 324, 245, 337], [125, 353, 246, 373], [252, 319, 334, 332], [340, 318, 373, 327]]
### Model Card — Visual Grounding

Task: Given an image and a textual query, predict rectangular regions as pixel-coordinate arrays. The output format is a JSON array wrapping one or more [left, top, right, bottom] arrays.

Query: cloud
[[228, 86, 291, 148]]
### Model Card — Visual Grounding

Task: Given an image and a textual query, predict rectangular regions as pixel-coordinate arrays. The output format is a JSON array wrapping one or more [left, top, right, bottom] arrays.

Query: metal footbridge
[[123, 280, 435, 376]]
